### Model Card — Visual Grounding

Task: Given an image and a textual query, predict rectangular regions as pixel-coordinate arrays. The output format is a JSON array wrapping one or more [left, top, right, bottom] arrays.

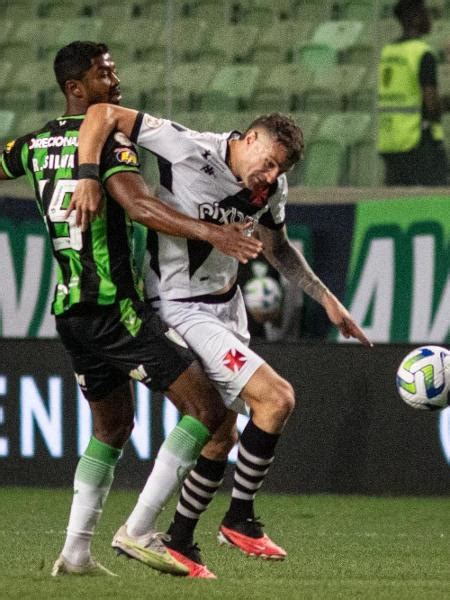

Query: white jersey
[[130, 112, 288, 300]]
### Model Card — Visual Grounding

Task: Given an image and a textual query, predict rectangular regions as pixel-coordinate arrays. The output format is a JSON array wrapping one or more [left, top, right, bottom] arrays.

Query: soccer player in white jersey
[[71, 107, 372, 578]]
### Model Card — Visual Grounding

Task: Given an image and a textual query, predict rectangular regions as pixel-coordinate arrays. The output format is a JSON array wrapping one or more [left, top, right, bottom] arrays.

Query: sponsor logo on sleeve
[[144, 114, 163, 129], [5, 140, 16, 154], [115, 147, 139, 166]]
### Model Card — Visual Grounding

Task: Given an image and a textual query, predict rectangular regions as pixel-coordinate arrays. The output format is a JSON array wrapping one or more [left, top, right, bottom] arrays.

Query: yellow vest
[[377, 39, 443, 153]]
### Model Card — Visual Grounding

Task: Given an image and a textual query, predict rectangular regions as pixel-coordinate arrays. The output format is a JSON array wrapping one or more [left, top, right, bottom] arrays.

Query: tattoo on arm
[[261, 226, 329, 304]]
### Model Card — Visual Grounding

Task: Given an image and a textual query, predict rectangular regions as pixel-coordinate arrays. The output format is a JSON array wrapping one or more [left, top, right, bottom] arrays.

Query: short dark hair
[[54, 41, 109, 92], [245, 113, 304, 169], [393, 0, 425, 22]]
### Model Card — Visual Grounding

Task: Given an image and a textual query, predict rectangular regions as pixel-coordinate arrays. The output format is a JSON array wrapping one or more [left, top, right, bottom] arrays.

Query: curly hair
[[244, 113, 304, 169]]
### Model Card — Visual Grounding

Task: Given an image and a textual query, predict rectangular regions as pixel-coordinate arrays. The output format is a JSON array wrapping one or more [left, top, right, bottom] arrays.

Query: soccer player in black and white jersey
[[72, 106, 372, 578], [0, 42, 263, 578]]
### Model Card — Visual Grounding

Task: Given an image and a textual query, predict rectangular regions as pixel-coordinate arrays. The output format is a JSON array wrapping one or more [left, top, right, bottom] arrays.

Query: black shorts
[[55, 299, 195, 401]]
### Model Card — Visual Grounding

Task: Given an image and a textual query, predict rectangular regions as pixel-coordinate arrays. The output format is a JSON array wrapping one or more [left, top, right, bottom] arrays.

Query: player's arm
[[105, 171, 262, 264], [258, 224, 372, 346]]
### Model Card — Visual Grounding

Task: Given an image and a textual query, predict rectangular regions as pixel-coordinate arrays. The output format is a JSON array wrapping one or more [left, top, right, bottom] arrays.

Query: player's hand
[[65, 179, 103, 232], [209, 222, 263, 263], [322, 291, 373, 347]]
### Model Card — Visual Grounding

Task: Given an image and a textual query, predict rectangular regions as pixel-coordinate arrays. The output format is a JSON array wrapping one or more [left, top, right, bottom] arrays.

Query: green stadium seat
[[38, 0, 92, 18], [424, 20, 450, 62], [252, 64, 314, 113], [4, 61, 58, 111], [252, 20, 314, 65], [0, 19, 13, 45], [109, 19, 163, 63], [165, 62, 217, 111], [302, 111, 372, 186], [119, 63, 165, 110], [156, 18, 209, 62], [203, 65, 260, 111], [236, 0, 293, 25], [310, 20, 365, 52], [202, 65, 259, 111], [3, 0, 40, 21], [206, 110, 260, 133], [338, 0, 375, 20], [0, 110, 16, 142], [198, 24, 260, 64], [438, 64, 450, 96], [11, 19, 63, 60], [293, 43, 338, 75], [303, 65, 368, 112], [288, 111, 321, 185], [291, 0, 336, 24], [56, 18, 104, 47], [184, 0, 232, 25], [97, 0, 139, 20], [0, 61, 13, 93]]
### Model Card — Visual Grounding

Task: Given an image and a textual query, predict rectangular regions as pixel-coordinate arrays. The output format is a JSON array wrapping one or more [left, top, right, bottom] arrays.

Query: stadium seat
[[337, 0, 375, 20], [206, 110, 260, 133], [4, 62, 58, 111], [198, 24, 260, 64], [109, 19, 163, 63], [184, 0, 233, 25], [10, 19, 63, 60], [293, 43, 338, 75], [303, 65, 368, 112], [236, 0, 293, 25], [0, 61, 13, 93], [56, 18, 104, 48], [202, 65, 260, 111], [437, 64, 450, 97], [288, 111, 321, 185], [119, 63, 165, 110], [251, 20, 314, 65], [291, 0, 336, 24], [3, 0, 39, 21], [424, 20, 450, 62], [0, 19, 13, 45], [252, 64, 314, 112], [165, 62, 217, 111], [38, 0, 92, 18], [156, 18, 209, 62], [310, 20, 365, 52], [302, 111, 372, 186], [0, 110, 16, 142]]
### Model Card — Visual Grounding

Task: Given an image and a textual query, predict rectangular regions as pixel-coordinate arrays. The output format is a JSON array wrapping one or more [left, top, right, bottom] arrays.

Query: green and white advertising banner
[[339, 197, 449, 344], [0, 196, 449, 342]]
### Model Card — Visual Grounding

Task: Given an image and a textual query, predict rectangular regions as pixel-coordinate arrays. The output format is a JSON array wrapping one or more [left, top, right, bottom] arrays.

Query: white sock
[[126, 416, 210, 537], [61, 437, 121, 565]]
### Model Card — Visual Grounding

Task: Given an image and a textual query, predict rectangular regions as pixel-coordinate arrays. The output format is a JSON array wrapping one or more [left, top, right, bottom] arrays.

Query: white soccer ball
[[243, 276, 282, 316], [396, 345, 450, 411]]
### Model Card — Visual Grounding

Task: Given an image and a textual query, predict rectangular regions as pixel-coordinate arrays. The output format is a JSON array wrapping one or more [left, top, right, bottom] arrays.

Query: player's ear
[[66, 79, 84, 98], [245, 129, 257, 145]]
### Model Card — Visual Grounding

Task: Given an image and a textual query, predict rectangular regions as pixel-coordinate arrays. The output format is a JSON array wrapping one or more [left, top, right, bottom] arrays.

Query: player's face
[[239, 130, 288, 191], [83, 54, 121, 105]]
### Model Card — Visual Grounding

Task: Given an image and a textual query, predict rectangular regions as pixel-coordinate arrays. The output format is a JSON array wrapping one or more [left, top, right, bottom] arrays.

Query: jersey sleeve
[[130, 112, 196, 163], [100, 130, 141, 184], [259, 175, 288, 230], [0, 136, 28, 179]]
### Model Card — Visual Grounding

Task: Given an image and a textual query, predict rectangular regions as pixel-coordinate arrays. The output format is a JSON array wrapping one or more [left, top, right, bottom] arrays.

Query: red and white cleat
[[166, 543, 217, 579], [218, 518, 287, 560]]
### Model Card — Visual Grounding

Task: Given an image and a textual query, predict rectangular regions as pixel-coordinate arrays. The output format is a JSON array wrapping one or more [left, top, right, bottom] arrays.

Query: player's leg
[[163, 411, 238, 577], [53, 380, 133, 577], [218, 362, 295, 559]]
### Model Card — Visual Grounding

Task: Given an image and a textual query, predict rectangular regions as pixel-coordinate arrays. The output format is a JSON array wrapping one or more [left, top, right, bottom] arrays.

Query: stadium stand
[[202, 64, 260, 111], [0, 110, 15, 143]]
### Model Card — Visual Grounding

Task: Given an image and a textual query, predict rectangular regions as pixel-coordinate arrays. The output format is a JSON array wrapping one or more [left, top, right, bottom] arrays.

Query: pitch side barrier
[[0, 339, 448, 495]]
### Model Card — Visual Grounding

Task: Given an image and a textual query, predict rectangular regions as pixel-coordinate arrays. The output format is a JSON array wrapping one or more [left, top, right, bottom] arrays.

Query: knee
[[94, 416, 134, 449], [197, 402, 228, 435], [267, 378, 296, 422], [203, 425, 238, 461]]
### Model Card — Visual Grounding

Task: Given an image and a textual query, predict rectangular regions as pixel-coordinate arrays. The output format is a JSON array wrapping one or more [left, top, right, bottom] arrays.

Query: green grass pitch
[[0, 488, 449, 600]]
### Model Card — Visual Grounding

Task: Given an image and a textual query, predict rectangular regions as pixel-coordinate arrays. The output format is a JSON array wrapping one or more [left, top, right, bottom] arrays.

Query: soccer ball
[[243, 276, 282, 322], [396, 345, 450, 410]]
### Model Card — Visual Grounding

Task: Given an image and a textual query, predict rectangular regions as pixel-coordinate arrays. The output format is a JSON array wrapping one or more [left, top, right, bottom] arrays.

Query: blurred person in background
[[377, 0, 448, 185]]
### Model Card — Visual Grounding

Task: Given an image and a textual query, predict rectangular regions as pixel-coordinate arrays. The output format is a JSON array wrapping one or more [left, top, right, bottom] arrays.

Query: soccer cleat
[[218, 518, 287, 560], [111, 525, 188, 576], [166, 542, 216, 579], [51, 554, 117, 577]]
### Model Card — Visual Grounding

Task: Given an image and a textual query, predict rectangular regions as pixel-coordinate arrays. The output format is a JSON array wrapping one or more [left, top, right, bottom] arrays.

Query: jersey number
[[40, 179, 83, 251]]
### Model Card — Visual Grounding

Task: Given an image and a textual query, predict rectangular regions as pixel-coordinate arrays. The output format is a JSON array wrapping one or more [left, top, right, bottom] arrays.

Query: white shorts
[[153, 287, 265, 413]]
